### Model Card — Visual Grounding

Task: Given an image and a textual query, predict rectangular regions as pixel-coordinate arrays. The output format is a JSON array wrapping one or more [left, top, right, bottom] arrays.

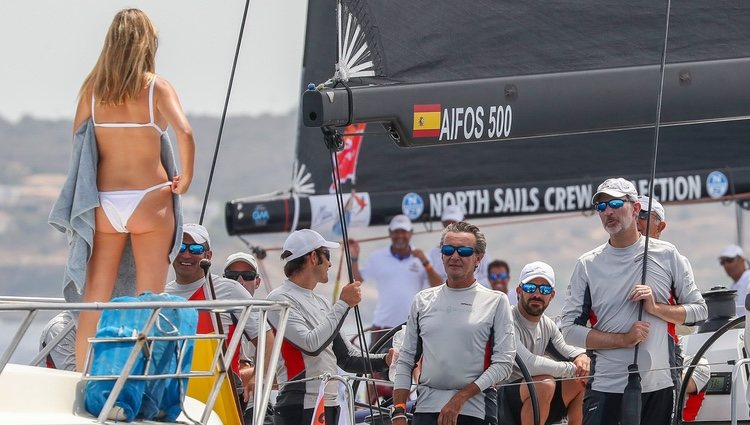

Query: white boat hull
[[0, 363, 223, 425]]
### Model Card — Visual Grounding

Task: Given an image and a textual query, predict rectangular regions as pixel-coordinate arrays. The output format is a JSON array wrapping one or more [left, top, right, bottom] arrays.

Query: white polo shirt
[[732, 269, 750, 316], [360, 247, 430, 327]]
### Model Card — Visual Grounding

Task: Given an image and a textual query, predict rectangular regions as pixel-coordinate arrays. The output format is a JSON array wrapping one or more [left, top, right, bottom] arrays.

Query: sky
[[0, 0, 308, 121]]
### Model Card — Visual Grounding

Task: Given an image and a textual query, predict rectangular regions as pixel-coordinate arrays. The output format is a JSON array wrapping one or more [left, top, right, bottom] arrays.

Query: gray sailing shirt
[[509, 306, 585, 382], [560, 235, 707, 393], [393, 282, 515, 419], [266, 280, 387, 409]]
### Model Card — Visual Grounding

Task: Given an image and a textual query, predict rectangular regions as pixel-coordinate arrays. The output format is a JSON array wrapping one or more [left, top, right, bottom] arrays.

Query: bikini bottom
[[98, 182, 172, 233]]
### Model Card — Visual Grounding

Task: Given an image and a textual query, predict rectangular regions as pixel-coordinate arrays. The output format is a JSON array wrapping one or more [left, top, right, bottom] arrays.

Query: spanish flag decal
[[413, 104, 441, 138]]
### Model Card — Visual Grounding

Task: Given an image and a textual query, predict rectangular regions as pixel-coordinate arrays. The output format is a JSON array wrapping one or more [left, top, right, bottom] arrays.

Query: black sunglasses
[[489, 272, 509, 280], [180, 243, 206, 255], [719, 257, 737, 266], [224, 271, 258, 281], [441, 245, 475, 257]]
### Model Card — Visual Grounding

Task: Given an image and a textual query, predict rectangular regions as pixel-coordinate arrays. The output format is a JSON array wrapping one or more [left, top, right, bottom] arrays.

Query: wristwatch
[[391, 403, 407, 421]]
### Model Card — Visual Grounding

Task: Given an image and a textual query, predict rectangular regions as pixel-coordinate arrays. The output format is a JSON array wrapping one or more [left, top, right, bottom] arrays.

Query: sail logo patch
[[413, 104, 441, 138], [402, 192, 425, 220], [706, 171, 729, 198]]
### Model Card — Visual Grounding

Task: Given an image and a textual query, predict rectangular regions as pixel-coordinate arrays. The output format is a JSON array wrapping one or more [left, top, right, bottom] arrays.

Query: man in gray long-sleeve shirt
[[560, 178, 707, 425], [500, 261, 588, 425], [266, 229, 392, 425], [392, 221, 515, 425]]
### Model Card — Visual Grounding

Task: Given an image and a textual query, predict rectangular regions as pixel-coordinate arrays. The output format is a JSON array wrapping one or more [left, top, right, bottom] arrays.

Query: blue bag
[[84, 296, 149, 421], [84, 293, 197, 422], [139, 292, 198, 421]]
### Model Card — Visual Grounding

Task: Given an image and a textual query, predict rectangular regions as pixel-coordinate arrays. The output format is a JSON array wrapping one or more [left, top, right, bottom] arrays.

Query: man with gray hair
[[392, 221, 515, 425], [427, 205, 491, 287], [560, 178, 707, 425]]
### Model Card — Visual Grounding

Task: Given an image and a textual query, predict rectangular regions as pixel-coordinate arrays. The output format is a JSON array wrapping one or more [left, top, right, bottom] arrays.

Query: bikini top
[[91, 76, 167, 135]]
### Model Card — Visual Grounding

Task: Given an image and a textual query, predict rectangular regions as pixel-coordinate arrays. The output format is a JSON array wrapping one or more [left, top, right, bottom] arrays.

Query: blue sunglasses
[[594, 199, 629, 212], [441, 245, 475, 257], [180, 243, 207, 255], [521, 283, 554, 295], [489, 273, 509, 280]]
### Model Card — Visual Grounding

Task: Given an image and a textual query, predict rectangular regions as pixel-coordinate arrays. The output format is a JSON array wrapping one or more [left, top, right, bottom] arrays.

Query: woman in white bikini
[[71, 8, 195, 371]]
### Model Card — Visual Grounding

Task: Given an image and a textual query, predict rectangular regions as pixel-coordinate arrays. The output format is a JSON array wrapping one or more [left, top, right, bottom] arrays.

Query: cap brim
[[592, 189, 629, 203], [521, 274, 554, 287], [321, 241, 340, 249], [390, 225, 413, 232]]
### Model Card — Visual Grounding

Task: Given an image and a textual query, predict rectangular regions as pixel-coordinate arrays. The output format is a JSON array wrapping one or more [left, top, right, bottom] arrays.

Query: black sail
[[226, 0, 750, 235]]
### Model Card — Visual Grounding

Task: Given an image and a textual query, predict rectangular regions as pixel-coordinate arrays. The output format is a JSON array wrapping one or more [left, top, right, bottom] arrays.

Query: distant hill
[[2, 113, 298, 200]]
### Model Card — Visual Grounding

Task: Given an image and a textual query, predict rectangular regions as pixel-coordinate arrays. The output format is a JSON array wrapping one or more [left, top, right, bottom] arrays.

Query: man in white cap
[[560, 178, 707, 425], [350, 214, 442, 344], [719, 244, 750, 316], [266, 229, 392, 425], [427, 205, 491, 287], [499, 261, 588, 425], [224, 252, 262, 297], [164, 223, 275, 415], [221, 251, 271, 423], [633, 198, 711, 403], [392, 221, 515, 425], [636, 196, 666, 239]]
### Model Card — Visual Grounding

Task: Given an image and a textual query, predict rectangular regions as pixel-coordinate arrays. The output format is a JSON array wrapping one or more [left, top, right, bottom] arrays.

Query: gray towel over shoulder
[[49, 118, 183, 301]]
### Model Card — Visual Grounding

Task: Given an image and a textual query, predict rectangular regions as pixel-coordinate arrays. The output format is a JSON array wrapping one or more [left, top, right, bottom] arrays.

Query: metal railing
[[0, 296, 290, 424]]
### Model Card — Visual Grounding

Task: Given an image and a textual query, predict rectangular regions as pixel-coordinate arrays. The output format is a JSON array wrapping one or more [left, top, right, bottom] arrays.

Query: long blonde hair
[[80, 8, 158, 105]]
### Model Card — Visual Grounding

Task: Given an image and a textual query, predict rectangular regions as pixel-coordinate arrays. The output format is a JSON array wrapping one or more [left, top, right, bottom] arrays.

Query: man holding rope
[[266, 229, 393, 425], [560, 178, 707, 425], [391, 221, 515, 425]]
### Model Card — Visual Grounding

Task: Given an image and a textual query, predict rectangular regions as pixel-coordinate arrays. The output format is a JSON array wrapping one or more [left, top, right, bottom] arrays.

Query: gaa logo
[[706, 171, 728, 199], [252, 205, 270, 226], [401, 192, 424, 220]]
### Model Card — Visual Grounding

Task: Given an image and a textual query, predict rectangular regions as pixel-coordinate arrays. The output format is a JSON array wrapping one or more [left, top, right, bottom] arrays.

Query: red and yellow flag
[[412, 104, 441, 138]]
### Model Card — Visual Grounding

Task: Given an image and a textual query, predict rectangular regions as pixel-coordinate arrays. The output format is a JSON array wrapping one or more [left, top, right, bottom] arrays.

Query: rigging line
[[198, 0, 252, 225], [328, 148, 383, 422], [633, 0, 673, 367]]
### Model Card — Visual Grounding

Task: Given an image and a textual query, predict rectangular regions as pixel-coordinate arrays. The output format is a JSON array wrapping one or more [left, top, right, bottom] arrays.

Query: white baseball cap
[[182, 223, 211, 247], [224, 252, 259, 271], [282, 229, 340, 262], [719, 244, 745, 259], [519, 261, 555, 287], [638, 196, 666, 221], [592, 178, 639, 203], [389, 214, 413, 232], [441, 205, 465, 223]]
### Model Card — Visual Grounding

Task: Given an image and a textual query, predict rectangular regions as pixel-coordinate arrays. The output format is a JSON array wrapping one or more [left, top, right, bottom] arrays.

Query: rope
[[632, 0, 673, 367], [282, 360, 728, 390], [198, 0, 252, 224], [328, 148, 384, 422]]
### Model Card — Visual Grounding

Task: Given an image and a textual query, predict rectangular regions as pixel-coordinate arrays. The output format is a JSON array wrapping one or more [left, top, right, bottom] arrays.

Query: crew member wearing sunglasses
[[487, 260, 517, 305], [499, 261, 588, 425], [392, 221, 515, 425], [165, 223, 275, 416], [224, 252, 262, 296], [560, 178, 707, 425], [266, 229, 393, 425]]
